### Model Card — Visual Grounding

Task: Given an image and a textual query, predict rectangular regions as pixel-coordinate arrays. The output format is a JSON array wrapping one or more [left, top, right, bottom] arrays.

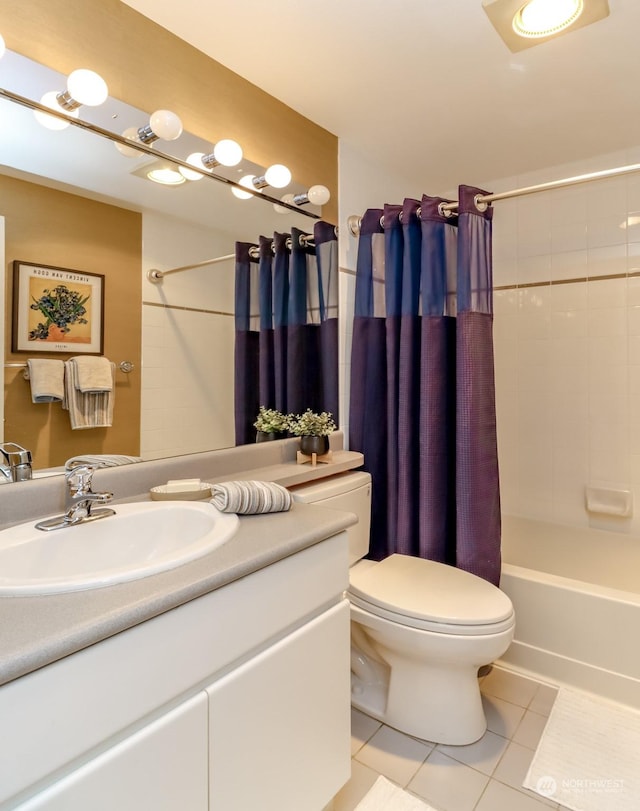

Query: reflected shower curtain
[[349, 186, 501, 584], [234, 221, 339, 445]]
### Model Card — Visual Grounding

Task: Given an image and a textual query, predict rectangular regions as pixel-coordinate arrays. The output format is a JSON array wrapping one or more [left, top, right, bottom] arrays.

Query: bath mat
[[355, 776, 437, 811], [524, 687, 640, 811]]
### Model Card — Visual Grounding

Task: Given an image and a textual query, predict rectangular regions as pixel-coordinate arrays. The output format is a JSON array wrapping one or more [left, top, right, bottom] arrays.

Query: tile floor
[[333, 666, 562, 811]]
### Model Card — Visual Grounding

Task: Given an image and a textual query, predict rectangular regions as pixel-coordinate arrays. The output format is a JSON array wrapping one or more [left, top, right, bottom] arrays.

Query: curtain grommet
[[474, 194, 489, 212]]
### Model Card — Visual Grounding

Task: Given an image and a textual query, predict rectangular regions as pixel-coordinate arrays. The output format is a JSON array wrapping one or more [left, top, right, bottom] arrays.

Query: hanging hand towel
[[72, 355, 114, 392], [63, 358, 115, 429], [26, 358, 65, 403], [210, 480, 292, 514]]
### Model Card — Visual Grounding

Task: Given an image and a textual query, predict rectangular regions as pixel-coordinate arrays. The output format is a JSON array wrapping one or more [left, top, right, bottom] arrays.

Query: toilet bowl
[[290, 471, 515, 745]]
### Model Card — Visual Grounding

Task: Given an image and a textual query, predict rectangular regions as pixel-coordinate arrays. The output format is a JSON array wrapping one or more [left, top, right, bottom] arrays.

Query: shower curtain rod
[[146, 233, 320, 284], [347, 160, 640, 236]]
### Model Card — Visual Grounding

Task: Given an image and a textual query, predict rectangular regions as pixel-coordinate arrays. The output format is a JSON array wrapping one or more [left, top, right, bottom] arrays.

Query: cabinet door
[[15, 692, 208, 811], [207, 601, 351, 811]]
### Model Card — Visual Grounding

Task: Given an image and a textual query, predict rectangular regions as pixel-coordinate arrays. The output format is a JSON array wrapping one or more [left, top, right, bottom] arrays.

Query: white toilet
[[291, 471, 515, 745]]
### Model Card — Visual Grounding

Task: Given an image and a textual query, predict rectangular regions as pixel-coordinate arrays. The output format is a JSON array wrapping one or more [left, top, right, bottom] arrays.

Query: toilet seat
[[348, 554, 515, 636]]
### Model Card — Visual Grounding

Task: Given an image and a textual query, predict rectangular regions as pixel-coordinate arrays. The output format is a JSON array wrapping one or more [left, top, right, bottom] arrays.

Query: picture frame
[[12, 261, 104, 355]]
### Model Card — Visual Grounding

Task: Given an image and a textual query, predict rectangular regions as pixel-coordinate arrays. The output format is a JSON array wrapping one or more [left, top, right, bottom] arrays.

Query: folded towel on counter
[[26, 358, 65, 403], [63, 358, 115, 429], [210, 480, 292, 514], [72, 355, 113, 393], [65, 454, 142, 470]]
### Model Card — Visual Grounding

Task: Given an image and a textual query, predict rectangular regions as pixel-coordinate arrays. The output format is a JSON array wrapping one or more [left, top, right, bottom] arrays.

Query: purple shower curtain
[[349, 185, 501, 585], [235, 221, 339, 445]]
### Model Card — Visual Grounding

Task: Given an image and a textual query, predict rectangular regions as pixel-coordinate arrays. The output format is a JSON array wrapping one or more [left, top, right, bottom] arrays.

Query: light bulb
[[179, 152, 206, 181], [264, 163, 292, 189], [115, 126, 142, 157], [273, 193, 296, 214], [514, 0, 583, 38], [307, 184, 331, 206], [146, 165, 186, 186], [213, 139, 243, 167], [33, 91, 79, 130], [0, 34, 5, 60], [66, 69, 108, 106], [232, 175, 257, 200], [149, 109, 183, 141]]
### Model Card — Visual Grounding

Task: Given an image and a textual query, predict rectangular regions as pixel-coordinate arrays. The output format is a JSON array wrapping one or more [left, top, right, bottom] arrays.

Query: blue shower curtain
[[234, 221, 339, 445], [349, 186, 501, 584]]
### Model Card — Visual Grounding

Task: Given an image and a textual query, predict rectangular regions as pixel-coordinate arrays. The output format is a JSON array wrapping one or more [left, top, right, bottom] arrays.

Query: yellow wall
[[2, 175, 142, 467], [0, 0, 338, 223]]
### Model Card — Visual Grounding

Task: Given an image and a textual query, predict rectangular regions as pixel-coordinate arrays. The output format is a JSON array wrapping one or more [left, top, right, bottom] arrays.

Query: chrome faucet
[[0, 443, 32, 483], [35, 464, 115, 531]]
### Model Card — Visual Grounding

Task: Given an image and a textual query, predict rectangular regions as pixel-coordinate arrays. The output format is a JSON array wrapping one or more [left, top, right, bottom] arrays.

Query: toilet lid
[[348, 554, 513, 627]]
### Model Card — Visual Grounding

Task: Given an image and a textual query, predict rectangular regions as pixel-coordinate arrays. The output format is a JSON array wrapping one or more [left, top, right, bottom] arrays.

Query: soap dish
[[150, 483, 212, 501]]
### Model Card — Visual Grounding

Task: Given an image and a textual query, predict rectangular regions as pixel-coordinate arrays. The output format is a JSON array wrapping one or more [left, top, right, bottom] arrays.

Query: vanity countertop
[[0, 501, 356, 688]]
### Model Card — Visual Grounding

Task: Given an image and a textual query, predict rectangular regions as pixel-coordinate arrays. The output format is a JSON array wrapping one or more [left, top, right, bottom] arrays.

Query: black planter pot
[[299, 435, 329, 456], [256, 430, 283, 443]]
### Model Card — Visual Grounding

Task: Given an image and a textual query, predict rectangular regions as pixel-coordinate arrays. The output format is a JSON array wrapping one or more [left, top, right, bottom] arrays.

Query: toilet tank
[[289, 471, 372, 565]]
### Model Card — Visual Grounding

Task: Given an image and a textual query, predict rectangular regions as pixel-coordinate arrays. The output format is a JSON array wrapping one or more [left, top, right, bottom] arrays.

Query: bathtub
[[498, 514, 640, 708]]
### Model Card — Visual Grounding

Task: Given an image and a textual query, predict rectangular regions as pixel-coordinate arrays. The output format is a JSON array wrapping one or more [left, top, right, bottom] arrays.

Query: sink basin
[[0, 501, 239, 595]]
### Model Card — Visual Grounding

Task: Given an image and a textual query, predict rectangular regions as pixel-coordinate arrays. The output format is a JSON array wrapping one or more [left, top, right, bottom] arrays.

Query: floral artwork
[[12, 261, 104, 354]]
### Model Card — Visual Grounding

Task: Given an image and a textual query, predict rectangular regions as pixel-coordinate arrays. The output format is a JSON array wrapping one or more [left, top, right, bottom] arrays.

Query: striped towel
[[62, 358, 115, 429], [210, 480, 292, 514], [65, 454, 142, 470]]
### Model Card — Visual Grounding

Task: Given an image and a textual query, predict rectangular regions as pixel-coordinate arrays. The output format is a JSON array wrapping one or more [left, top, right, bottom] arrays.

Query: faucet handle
[[0, 443, 32, 482], [65, 463, 97, 495]]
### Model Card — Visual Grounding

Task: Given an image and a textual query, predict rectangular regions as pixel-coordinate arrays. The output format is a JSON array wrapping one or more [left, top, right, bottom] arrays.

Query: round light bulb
[[33, 90, 79, 130], [264, 163, 292, 189], [179, 152, 206, 181], [149, 109, 183, 141], [213, 139, 243, 167], [115, 126, 142, 157], [232, 175, 257, 200], [514, 0, 583, 38], [273, 193, 296, 215], [67, 68, 108, 106], [307, 184, 331, 206], [0, 34, 6, 60]]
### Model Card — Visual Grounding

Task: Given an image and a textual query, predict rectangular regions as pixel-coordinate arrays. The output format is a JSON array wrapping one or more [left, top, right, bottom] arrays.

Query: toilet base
[[351, 661, 487, 745]]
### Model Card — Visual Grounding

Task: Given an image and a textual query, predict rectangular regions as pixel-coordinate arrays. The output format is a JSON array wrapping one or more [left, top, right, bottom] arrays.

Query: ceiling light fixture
[[231, 164, 292, 200], [482, 0, 609, 52], [33, 68, 109, 131], [273, 185, 331, 213], [146, 164, 186, 186]]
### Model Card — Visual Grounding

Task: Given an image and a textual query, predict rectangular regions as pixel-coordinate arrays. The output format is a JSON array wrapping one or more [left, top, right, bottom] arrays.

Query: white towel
[[26, 358, 65, 403], [72, 355, 113, 393], [210, 480, 292, 514], [63, 359, 115, 429]]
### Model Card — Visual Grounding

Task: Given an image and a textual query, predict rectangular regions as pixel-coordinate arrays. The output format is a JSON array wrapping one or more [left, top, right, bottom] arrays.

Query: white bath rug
[[524, 687, 640, 811], [355, 776, 437, 811]]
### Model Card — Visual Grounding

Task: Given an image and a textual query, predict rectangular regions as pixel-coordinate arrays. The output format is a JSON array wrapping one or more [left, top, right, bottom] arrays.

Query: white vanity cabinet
[[0, 532, 350, 811]]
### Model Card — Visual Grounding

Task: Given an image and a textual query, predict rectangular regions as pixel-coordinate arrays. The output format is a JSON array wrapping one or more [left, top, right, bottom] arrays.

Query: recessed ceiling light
[[131, 160, 186, 186], [482, 0, 609, 52]]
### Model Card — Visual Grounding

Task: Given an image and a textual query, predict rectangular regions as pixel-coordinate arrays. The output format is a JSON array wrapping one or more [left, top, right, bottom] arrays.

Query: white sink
[[0, 501, 239, 595]]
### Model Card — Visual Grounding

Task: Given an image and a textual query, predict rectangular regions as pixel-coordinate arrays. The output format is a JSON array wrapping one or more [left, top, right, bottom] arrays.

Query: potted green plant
[[287, 409, 336, 455], [253, 406, 289, 442]]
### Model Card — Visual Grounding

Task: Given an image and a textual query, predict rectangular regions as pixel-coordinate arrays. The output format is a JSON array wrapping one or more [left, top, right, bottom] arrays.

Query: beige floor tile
[[492, 741, 557, 807], [483, 692, 526, 739], [475, 779, 560, 810], [528, 684, 558, 716], [408, 749, 489, 811], [355, 725, 433, 787], [350, 707, 382, 755], [437, 729, 509, 776], [481, 667, 541, 708], [332, 759, 380, 811], [513, 709, 549, 749]]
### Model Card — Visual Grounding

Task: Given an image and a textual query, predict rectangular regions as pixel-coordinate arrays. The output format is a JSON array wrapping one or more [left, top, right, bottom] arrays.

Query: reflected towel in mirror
[[63, 358, 115, 429], [72, 355, 113, 392], [26, 358, 65, 403], [65, 454, 142, 470]]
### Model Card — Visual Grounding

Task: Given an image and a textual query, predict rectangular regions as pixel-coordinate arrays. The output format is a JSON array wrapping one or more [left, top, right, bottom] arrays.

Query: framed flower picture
[[12, 261, 104, 354]]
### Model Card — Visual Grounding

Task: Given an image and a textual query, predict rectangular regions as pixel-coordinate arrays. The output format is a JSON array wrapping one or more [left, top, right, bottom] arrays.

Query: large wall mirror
[[1, 49, 332, 473]]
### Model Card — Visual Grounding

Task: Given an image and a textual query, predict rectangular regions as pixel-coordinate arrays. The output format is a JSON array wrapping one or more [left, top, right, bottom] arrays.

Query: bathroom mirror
[[1, 49, 329, 470]]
